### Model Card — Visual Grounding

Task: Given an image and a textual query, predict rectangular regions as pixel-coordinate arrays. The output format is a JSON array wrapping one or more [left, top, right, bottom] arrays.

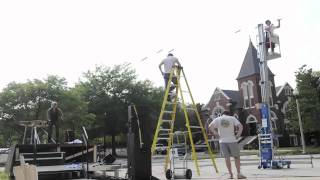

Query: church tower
[[236, 41, 277, 136]]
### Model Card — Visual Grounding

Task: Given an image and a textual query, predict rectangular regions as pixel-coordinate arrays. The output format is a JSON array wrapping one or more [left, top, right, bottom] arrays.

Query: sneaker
[[237, 173, 246, 179], [228, 174, 233, 179]]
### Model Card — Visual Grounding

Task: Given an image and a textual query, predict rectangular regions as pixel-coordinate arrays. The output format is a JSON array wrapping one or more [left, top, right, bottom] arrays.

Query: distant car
[[194, 141, 207, 152], [0, 148, 9, 154], [155, 144, 167, 155]]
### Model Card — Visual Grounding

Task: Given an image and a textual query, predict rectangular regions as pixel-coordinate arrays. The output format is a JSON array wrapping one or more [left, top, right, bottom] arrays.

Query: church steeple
[[237, 41, 274, 80]]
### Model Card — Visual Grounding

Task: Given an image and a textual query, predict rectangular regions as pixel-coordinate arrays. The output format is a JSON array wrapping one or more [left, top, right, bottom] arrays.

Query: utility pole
[[294, 90, 306, 154]]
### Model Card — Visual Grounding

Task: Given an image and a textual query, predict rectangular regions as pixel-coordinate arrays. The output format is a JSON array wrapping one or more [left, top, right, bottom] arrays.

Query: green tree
[[79, 63, 162, 155], [0, 75, 93, 145], [287, 65, 320, 134]]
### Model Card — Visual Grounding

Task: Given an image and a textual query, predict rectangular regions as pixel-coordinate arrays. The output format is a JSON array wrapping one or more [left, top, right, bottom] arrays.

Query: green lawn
[[0, 172, 8, 180], [276, 146, 320, 155], [241, 146, 320, 156]]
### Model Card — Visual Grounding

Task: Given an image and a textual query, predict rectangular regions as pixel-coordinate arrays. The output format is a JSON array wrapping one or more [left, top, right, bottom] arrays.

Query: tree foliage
[[78, 63, 162, 154], [287, 65, 320, 133], [0, 75, 95, 145]]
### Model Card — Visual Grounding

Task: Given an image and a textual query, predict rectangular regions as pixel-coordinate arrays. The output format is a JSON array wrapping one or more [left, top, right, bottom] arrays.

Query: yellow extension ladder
[[151, 66, 219, 176]]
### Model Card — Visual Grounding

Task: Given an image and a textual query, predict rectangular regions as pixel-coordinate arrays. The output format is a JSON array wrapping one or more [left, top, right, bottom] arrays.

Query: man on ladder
[[154, 55, 219, 177], [159, 53, 182, 101]]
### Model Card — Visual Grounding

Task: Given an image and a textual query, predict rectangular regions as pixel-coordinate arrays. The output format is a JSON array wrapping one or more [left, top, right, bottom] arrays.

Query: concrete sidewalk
[[2, 153, 320, 179], [151, 154, 320, 180]]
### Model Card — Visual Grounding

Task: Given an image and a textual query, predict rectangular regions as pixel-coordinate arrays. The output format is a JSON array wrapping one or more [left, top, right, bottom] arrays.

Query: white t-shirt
[[160, 56, 180, 73], [209, 115, 241, 143], [265, 24, 280, 38]]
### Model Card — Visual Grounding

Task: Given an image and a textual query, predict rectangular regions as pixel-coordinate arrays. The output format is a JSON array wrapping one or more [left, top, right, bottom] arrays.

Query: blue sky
[[0, 0, 319, 104]]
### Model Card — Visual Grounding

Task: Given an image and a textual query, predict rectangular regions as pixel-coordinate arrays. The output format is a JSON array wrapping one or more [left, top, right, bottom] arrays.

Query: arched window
[[248, 81, 255, 107], [270, 111, 278, 130], [241, 81, 255, 109], [281, 100, 290, 130], [214, 92, 221, 101], [246, 114, 258, 135], [246, 115, 258, 123], [281, 101, 290, 114], [268, 81, 274, 107], [241, 82, 249, 109], [284, 86, 293, 96]]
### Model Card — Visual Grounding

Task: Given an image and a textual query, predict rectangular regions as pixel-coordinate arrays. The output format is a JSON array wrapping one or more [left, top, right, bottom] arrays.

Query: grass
[[0, 172, 8, 180], [241, 146, 320, 156], [275, 146, 320, 155]]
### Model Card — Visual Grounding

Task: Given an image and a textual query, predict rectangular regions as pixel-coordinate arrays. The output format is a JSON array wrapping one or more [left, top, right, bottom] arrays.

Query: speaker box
[[103, 154, 116, 164]]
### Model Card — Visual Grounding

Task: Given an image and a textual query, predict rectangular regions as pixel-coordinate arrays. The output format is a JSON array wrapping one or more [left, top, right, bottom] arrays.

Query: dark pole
[[32, 127, 37, 165], [104, 112, 107, 158], [81, 133, 87, 176], [86, 139, 89, 178], [81, 126, 89, 178]]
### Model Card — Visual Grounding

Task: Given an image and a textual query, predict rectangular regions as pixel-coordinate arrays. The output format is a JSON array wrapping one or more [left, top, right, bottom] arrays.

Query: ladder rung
[[186, 107, 196, 111], [174, 167, 187, 170], [173, 147, 186, 150], [166, 101, 176, 105], [158, 138, 170, 140], [189, 126, 202, 129], [160, 128, 171, 131], [159, 137, 169, 139], [162, 119, 173, 123], [163, 111, 173, 114], [194, 145, 207, 148], [159, 133, 169, 136], [260, 138, 271, 140]]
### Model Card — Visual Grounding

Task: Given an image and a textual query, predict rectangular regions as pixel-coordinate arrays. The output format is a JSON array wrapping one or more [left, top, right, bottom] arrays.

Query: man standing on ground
[[209, 111, 246, 179], [47, 101, 63, 143], [158, 53, 181, 100]]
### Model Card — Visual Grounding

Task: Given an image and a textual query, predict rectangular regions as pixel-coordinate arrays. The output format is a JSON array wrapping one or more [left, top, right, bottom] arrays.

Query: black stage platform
[[6, 143, 98, 180]]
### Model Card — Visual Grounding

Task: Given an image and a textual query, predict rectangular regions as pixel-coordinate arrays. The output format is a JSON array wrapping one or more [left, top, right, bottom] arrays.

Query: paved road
[[2, 153, 320, 179], [150, 154, 320, 179]]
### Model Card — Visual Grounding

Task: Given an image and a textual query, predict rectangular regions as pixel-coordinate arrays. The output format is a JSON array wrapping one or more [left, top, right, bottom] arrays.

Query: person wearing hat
[[209, 110, 246, 179], [265, 19, 281, 53], [159, 53, 182, 101]]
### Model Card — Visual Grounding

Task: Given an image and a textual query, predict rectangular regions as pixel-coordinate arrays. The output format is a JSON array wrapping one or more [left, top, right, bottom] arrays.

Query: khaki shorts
[[220, 142, 240, 158]]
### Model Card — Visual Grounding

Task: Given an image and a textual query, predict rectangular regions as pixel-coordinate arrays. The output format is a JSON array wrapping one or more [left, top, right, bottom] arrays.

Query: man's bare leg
[[225, 157, 233, 178], [235, 157, 246, 179], [234, 157, 241, 174]]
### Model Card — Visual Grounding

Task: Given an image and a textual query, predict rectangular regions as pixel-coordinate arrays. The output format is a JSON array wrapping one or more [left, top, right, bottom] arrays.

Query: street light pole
[[294, 90, 306, 154]]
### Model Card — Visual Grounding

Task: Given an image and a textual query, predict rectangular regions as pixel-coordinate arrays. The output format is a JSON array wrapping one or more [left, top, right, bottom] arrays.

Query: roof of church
[[276, 86, 282, 94], [237, 41, 274, 80], [222, 90, 241, 108]]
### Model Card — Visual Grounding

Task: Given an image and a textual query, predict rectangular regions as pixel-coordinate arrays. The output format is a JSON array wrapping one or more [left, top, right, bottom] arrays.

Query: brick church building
[[204, 41, 297, 147]]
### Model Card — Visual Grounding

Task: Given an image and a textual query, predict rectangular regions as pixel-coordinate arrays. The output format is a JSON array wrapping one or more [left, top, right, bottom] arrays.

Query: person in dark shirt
[[47, 101, 63, 143]]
